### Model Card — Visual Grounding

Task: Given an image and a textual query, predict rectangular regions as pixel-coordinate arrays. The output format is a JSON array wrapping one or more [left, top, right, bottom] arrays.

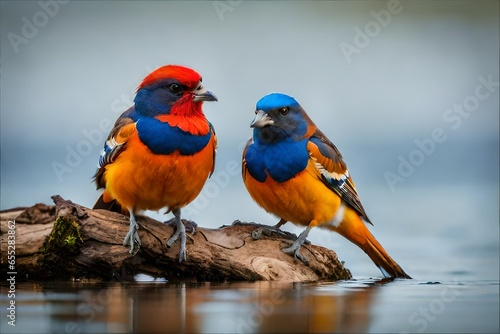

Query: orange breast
[[104, 132, 215, 211], [244, 160, 342, 226]]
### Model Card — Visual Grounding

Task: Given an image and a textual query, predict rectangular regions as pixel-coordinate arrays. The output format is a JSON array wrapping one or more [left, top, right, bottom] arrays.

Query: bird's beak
[[192, 82, 218, 102], [251, 110, 274, 128]]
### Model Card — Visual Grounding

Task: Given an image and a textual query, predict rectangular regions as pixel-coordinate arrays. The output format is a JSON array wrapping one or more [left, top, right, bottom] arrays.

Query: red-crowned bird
[[242, 93, 410, 278], [94, 65, 217, 262]]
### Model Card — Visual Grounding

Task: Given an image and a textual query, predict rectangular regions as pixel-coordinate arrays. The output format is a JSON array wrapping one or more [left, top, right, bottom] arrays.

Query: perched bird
[[242, 93, 410, 278], [94, 65, 217, 262]]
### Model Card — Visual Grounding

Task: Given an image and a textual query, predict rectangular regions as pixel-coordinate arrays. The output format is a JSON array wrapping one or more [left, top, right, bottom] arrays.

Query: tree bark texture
[[0, 195, 352, 282]]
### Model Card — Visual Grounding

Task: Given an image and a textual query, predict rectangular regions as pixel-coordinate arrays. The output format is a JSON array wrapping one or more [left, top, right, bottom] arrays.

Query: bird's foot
[[231, 220, 302, 242], [282, 242, 308, 265], [251, 226, 302, 242], [165, 218, 197, 234], [165, 211, 187, 263], [166, 224, 187, 262], [123, 215, 141, 255], [281, 226, 312, 265]]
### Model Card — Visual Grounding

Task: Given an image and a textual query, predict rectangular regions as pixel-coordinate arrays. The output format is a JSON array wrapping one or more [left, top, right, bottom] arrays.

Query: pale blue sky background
[[1, 1, 498, 279]]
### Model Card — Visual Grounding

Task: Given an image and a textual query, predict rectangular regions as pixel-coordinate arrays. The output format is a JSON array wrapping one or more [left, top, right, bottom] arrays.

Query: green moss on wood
[[41, 215, 84, 256]]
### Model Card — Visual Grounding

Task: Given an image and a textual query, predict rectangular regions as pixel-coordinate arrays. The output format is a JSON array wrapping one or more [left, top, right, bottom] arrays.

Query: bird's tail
[[331, 209, 411, 279], [93, 192, 124, 214]]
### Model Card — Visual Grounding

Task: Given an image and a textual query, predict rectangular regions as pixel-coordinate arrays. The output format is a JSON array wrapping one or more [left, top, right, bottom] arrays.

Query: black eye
[[168, 83, 183, 94], [279, 107, 289, 116]]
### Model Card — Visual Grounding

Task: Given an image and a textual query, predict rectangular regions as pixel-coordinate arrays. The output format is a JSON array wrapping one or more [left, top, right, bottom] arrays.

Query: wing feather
[[308, 129, 372, 223], [94, 111, 137, 189], [241, 138, 253, 182], [208, 122, 217, 177]]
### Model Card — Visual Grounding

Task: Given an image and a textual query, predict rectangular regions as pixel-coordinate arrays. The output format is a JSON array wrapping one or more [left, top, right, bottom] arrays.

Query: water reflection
[[125, 281, 377, 333], [1, 280, 379, 333]]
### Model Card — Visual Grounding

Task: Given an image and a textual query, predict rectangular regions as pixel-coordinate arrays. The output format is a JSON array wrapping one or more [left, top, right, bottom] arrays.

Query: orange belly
[[244, 160, 342, 226], [103, 133, 215, 211]]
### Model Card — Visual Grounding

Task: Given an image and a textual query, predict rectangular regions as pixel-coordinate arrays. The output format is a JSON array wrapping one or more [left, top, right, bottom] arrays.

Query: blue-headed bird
[[242, 93, 410, 278], [94, 65, 217, 262]]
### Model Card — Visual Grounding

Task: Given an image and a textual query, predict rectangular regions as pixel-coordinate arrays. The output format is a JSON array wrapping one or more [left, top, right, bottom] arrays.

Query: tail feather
[[361, 232, 411, 279], [333, 211, 411, 279], [93, 194, 124, 214]]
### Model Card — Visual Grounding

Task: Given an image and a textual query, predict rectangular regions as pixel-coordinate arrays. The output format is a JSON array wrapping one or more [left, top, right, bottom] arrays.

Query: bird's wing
[[209, 122, 217, 177], [241, 138, 253, 182], [94, 110, 137, 189], [307, 129, 371, 223]]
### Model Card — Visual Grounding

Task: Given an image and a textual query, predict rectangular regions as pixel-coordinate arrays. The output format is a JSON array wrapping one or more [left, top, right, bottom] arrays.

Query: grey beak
[[251, 110, 274, 128], [193, 83, 218, 102], [193, 90, 218, 102]]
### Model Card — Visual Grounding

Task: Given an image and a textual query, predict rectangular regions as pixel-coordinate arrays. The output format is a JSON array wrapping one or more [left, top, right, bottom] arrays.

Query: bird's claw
[[251, 226, 303, 243], [281, 226, 311, 265], [177, 248, 187, 263], [231, 219, 243, 226], [165, 213, 187, 263], [184, 220, 197, 235], [282, 244, 308, 265], [166, 232, 187, 263], [123, 226, 141, 255], [166, 218, 197, 235], [251, 228, 263, 240], [166, 233, 178, 247]]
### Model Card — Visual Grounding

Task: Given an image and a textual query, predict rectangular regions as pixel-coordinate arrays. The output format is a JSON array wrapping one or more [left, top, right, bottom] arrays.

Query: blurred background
[[1, 0, 498, 280]]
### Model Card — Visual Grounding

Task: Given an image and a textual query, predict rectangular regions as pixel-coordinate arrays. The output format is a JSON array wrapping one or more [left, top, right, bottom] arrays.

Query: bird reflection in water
[[16, 280, 383, 333], [125, 280, 379, 333]]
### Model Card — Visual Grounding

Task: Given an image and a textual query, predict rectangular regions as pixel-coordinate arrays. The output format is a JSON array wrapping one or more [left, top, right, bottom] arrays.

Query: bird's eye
[[279, 107, 289, 116], [168, 83, 183, 94]]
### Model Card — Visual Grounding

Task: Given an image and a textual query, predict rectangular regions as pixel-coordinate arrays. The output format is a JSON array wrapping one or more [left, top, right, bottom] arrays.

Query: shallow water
[[1, 184, 499, 333], [1, 278, 498, 333]]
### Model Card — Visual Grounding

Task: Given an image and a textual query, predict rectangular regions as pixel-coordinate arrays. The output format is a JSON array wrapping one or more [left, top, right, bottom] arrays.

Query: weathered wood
[[0, 195, 352, 282]]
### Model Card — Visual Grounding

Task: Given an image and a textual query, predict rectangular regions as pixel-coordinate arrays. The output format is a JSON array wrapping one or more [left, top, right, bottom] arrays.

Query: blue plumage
[[136, 117, 212, 155], [134, 79, 182, 117], [256, 93, 299, 111], [245, 135, 309, 183], [245, 93, 312, 182]]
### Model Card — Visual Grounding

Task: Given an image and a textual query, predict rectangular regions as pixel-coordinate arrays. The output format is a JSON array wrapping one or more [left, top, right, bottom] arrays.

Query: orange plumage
[[243, 93, 410, 278], [94, 65, 217, 261]]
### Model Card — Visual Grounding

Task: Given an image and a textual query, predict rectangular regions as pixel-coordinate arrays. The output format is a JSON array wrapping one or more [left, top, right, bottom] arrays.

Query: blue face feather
[[254, 93, 308, 143], [134, 79, 185, 117], [256, 93, 299, 111], [245, 93, 311, 182]]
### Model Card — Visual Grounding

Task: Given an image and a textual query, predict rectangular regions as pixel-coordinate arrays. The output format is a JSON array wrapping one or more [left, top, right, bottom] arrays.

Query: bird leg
[[166, 209, 187, 262], [231, 220, 302, 242], [252, 218, 291, 239], [282, 226, 312, 264], [252, 226, 298, 242], [165, 217, 198, 234], [274, 218, 287, 229], [123, 208, 141, 255]]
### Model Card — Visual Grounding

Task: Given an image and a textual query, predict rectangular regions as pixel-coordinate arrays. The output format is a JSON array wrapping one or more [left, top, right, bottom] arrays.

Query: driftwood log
[[0, 195, 352, 282]]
